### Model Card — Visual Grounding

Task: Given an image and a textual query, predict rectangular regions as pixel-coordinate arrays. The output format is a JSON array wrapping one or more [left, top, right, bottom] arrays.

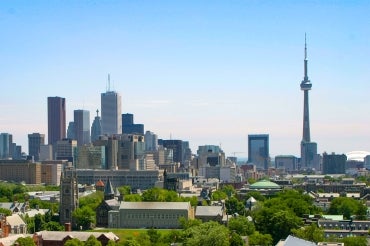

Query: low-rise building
[[108, 202, 194, 229]]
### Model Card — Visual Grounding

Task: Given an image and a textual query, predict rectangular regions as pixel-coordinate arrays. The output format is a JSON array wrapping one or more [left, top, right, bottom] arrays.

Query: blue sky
[[1, 1, 369, 157]]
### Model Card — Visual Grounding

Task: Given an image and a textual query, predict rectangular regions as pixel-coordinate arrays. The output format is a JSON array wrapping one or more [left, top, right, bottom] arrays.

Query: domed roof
[[96, 179, 105, 187], [249, 180, 280, 190]]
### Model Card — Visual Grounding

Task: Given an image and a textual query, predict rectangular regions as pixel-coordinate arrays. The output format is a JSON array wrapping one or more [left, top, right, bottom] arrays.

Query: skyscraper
[[247, 134, 269, 170], [28, 133, 45, 161], [74, 109, 90, 146], [101, 75, 122, 136], [47, 97, 66, 145], [91, 109, 102, 142], [122, 113, 144, 135], [0, 133, 12, 159], [300, 35, 318, 170]]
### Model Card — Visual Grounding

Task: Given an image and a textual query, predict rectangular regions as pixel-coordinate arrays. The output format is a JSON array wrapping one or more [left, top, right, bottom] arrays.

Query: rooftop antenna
[[107, 74, 111, 92], [96, 109, 99, 117]]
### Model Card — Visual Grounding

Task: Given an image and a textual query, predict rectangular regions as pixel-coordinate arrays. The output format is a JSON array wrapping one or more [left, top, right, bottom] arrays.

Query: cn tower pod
[[300, 81, 312, 90]]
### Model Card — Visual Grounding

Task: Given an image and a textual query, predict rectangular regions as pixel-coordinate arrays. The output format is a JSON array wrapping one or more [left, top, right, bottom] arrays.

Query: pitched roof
[[277, 235, 316, 246], [104, 178, 114, 195], [195, 206, 223, 217], [96, 179, 105, 187], [34, 231, 119, 242], [6, 214, 26, 227], [120, 202, 191, 210]]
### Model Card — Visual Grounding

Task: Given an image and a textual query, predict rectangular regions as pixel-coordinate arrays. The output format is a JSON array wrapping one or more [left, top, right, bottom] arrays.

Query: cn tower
[[301, 34, 312, 142], [300, 34, 318, 170]]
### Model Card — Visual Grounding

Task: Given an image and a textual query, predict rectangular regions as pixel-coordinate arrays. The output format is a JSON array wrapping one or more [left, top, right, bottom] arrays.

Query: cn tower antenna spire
[[305, 32, 307, 60], [108, 74, 111, 92]]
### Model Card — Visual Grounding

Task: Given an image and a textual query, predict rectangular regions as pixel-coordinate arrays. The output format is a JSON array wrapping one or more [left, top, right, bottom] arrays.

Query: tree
[[72, 206, 95, 230], [225, 196, 245, 215], [228, 216, 255, 236], [118, 185, 132, 195], [124, 194, 142, 201], [122, 240, 141, 246], [211, 190, 227, 201], [13, 237, 36, 246], [42, 221, 64, 231], [229, 231, 244, 246], [248, 231, 273, 246], [85, 235, 102, 246], [0, 207, 12, 216], [146, 229, 161, 244], [64, 238, 84, 246], [328, 197, 367, 220], [340, 236, 367, 246], [291, 223, 324, 243], [221, 185, 236, 198], [34, 213, 45, 232], [179, 217, 202, 229], [184, 221, 230, 246], [79, 191, 103, 211]]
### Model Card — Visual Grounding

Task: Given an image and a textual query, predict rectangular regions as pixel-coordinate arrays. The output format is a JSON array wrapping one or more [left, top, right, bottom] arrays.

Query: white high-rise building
[[101, 76, 122, 136]]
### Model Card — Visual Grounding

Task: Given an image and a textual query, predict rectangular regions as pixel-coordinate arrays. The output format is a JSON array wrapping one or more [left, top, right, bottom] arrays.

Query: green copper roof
[[249, 180, 281, 189]]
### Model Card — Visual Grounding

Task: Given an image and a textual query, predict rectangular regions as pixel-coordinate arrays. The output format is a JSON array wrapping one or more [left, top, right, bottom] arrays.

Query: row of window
[[125, 213, 182, 220]]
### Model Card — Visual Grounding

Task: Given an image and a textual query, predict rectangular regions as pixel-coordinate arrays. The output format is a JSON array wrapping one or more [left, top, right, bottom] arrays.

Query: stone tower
[[59, 167, 79, 227]]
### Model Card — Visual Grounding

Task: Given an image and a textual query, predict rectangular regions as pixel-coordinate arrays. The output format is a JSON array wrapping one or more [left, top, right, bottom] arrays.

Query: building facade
[[75, 145, 106, 169], [47, 96, 66, 145], [108, 202, 194, 229], [322, 153, 347, 174], [122, 113, 144, 135], [101, 86, 122, 136], [74, 109, 90, 146], [0, 160, 41, 184], [28, 133, 45, 161], [248, 134, 269, 170], [56, 139, 77, 163], [91, 109, 102, 142]]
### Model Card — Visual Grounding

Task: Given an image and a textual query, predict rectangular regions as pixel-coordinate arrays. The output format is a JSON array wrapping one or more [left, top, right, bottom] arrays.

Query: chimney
[[64, 223, 71, 232]]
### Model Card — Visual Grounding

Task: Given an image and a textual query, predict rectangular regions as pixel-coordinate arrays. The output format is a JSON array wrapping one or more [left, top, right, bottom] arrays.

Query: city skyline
[[1, 1, 370, 157]]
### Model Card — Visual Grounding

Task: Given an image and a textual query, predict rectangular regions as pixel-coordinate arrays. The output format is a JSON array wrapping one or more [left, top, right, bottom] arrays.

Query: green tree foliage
[[225, 196, 246, 215], [161, 229, 184, 245], [13, 237, 36, 246], [72, 206, 96, 230], [291, 223, 324, 243], [79, 191, 104, 211], [146, 229, 161, 244], [179, 217, 202, 229], [221, 185, 236, 197], [123, 194, 142, 202], [228, 216, 255, 236], [340, 236, 368, 246], [34, 213, 45, 232], [229, 231, 244, 246], [211, 190, 228, 201], [118, 185, 132, 196], [184, 221, 230, 246], [42, 221, 64, 231], [0, 207, 12, 216], [64, 238, 84, 246], [244, 191, 265, 202], [253, 206, 302, 244], [84, 235, 102, 246], [328, 197, 367, 220], [121, 240, 141, 246], [248, 231, 273, 246]]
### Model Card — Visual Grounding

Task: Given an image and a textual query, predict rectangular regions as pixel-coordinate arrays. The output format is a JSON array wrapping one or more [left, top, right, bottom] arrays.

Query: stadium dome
[[346, 151, 370, 162]]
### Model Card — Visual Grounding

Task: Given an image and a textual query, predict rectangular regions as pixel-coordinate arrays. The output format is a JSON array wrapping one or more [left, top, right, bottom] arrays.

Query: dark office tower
[[0, 133, 12, 159], [299, 35, 318, 170], [322, 153, 346, 174], [67, 122, 75, 140], [122, 113, 144, 135], [48, 97, 66, 145], [28, 133, 45, 161], [91, 109, 102, 142], [101, 75, 122, 136], [161, 140, 184, 165], [247, 134, 269, 170], [74, 109, 90, 146]]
